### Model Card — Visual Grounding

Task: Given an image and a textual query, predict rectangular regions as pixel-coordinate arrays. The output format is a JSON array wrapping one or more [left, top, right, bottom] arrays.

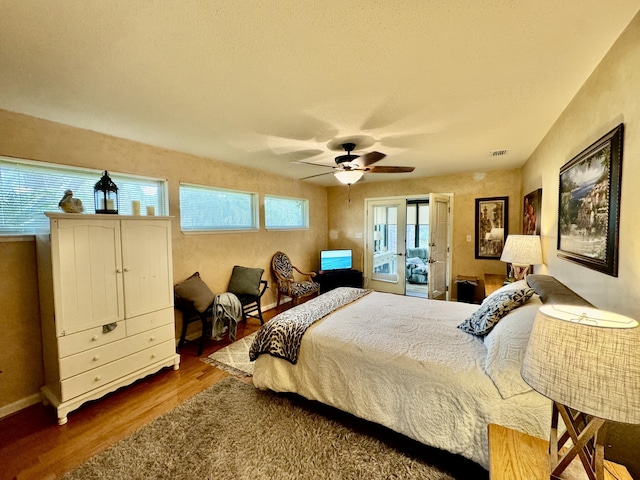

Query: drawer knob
[[91, 335, 99, 341], [93, 355, 100, 361], [151, 353, 157, 359], [150, 336, 156, 341], [94, 375, 101, 381]]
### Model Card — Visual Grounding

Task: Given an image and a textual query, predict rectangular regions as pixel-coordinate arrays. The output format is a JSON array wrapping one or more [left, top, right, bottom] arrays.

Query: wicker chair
[[271, 251, 320, 306]]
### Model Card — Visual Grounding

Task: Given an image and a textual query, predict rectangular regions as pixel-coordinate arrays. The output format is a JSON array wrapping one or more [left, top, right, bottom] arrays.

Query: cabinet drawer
[[60, 340, 176, 401], [59, 323, 175, 379], [58, 321, 126, 358], [127, 307, 174, 336]]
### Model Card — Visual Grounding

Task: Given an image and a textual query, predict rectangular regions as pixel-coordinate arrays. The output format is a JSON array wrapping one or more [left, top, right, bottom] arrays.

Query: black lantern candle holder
[[94, 170, 119, 214]]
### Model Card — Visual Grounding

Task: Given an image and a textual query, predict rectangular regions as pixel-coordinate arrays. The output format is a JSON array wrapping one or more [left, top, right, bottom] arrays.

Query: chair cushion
[[228, 266, 264, 296], [174, 272, 215, 313], [290, 281, 319, 296]]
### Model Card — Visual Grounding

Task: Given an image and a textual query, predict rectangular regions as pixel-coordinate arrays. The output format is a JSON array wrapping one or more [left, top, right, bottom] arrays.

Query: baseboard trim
[[0, 392, 43, 419]]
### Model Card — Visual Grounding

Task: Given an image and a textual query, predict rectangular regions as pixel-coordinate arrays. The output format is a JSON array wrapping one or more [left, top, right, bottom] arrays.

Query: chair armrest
[[292, 265, 316, 278], [258, 279, 268, 296]]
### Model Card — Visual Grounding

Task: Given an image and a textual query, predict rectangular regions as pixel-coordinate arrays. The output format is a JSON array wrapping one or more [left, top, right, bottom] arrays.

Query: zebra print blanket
[[249, 287, 371, 364]]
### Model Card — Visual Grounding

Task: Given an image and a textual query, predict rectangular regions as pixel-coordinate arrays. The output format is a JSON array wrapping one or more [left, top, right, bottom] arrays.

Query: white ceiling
[[1, 1, 638, 186]]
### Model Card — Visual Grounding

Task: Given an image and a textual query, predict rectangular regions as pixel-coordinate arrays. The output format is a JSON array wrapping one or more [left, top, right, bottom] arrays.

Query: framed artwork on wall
[[557, 123, 624, 277], [475, 196, 508, 259], [523, 189, 542, 235]]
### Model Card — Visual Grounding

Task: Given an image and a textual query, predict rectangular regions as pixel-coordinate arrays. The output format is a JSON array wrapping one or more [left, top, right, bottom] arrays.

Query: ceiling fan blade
[[293, 160, 335, 169], [356, 151, 386, 167], [299, 171, 335, 180], [367, 166, 415, 173]]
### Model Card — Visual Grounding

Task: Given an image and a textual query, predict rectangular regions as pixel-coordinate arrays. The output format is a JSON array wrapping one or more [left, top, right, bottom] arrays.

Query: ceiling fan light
[[334, 170, 364, 185]]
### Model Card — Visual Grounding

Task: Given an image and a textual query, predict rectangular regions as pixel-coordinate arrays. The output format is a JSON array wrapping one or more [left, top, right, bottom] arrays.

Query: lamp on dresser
[[500, 234, 542, 280], [521, 304, 640, 480]]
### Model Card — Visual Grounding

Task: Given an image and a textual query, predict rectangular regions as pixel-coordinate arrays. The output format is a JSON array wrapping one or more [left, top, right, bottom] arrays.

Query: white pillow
[[482, 279, 528, 305], [483, 295, 542, 399]]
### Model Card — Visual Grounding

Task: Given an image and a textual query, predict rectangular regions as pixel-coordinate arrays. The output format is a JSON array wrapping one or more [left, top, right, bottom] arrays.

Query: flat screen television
[[320, 249, 352, 272]]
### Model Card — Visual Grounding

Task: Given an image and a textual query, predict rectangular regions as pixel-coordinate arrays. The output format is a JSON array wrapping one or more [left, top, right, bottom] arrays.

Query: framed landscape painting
[[523, 189, 541, 235], [475, 196, 508, 259], [557, 124, 624, 277]]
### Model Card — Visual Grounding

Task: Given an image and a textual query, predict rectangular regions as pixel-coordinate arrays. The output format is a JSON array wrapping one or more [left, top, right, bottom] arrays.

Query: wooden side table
[[488, 424, 632, 480], [483, 273, 507, 297]]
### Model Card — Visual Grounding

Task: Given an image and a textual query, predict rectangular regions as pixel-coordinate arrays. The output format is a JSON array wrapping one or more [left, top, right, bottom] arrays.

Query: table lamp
[[500, 234, 542, 280], [521, 304, 640, 480]]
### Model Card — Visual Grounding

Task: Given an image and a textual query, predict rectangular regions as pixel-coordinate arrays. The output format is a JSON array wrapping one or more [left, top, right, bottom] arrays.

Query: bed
[[250, 274, 592, 469]]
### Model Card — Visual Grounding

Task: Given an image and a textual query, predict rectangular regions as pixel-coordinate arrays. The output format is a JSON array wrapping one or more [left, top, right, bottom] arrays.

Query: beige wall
[[327, 168, 522, 302], [0, 239, 43, 411], [522, 11, 640, 319], [0, 109, 328, 414], [521, 12, 640, 475]]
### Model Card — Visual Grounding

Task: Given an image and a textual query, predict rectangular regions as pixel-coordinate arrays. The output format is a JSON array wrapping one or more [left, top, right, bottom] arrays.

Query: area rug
[[62, 378, 488, 480], [201, 331, 256, 376]]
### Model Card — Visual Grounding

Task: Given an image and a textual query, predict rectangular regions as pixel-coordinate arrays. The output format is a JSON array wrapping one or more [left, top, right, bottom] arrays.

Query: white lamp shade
[[500, 235, 542, 265], [521, 304, 640, 424], [334, 170, 364, 185]]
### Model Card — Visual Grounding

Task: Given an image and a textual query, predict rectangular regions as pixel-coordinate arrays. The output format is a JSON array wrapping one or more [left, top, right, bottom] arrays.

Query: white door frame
[[364, 194, 453, 298]]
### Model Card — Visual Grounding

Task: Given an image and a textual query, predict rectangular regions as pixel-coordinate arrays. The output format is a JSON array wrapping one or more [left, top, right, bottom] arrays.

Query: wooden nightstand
[[483, 273, 507, 297], [488, 424, 632, 480]]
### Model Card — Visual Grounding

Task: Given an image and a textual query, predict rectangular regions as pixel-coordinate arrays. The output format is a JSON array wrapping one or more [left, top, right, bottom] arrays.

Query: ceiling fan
[[299, 142, 415, 185]]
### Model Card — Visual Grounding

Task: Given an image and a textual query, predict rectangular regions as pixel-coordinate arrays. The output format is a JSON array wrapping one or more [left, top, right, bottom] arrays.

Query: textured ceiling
[[1, 1, 638, 185]]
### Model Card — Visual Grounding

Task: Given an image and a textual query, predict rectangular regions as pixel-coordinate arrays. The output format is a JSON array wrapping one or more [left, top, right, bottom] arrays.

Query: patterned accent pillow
[[457, 288, 535, 336]]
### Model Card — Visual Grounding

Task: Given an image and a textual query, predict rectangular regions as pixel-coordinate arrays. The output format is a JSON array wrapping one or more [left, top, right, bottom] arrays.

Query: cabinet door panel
[[54, 219, 124, 335], [120, 220, 173, 317]]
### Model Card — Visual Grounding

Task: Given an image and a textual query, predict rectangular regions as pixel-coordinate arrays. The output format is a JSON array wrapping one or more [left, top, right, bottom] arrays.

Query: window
[[265, 195, 309, 229], [0, 156, 167, 235], [179, 183, 258, 232]]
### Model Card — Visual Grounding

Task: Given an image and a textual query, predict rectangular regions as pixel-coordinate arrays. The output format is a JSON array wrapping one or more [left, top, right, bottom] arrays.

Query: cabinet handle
[[93, 355, 100, 361], [91, 335, 98, 342], [116, 268, 122, 273], [94, 375, 101, 382], [123, 267, 130, 272]]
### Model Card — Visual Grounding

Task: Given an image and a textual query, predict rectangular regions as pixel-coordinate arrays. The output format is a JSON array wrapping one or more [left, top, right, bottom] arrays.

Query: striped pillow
[[457, 288, 535, 336]]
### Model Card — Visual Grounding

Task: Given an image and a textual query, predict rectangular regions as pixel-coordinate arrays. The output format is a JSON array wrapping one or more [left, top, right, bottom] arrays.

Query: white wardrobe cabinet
[[37, 213, 180, 425]]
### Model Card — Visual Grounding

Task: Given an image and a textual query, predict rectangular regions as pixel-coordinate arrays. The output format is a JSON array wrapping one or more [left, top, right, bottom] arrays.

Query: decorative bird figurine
[[58, 189, 84, 213]]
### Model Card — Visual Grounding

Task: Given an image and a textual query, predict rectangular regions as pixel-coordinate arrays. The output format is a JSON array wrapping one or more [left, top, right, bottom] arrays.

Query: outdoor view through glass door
[[405, 200, 429, 298]]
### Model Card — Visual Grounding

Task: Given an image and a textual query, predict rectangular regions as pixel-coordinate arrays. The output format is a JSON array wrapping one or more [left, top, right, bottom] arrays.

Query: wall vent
[[490, 149, 509, 157]]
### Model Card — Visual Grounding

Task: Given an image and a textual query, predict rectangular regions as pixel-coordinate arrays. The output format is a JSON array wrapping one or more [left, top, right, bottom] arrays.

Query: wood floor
[[0, 304, 292, 480]]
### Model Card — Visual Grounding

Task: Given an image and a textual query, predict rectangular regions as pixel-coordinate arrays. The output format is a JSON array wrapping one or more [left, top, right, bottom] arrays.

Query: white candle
[[146, 205, 155, 216], [106, 199, 115, 210], [132, 200, 141, 215]]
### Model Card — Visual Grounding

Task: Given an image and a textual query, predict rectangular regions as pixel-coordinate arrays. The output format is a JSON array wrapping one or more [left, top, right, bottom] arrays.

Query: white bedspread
[[253, 291, 551, 469]]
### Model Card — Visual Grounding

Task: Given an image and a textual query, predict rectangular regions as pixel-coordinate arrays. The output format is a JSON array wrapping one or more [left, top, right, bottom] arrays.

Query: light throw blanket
[[249, 287, 371, 363], [213, 292, 243, 342]]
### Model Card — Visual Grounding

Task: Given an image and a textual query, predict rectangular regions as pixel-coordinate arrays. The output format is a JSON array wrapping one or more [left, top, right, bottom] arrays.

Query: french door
[[428, 194, 450, 300], [365, 199, 407, 294], [365, 194, 451, 299]]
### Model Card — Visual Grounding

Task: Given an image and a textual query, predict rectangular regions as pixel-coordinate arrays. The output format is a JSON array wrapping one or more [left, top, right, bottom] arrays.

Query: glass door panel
[[366, 200, 406, 294]]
